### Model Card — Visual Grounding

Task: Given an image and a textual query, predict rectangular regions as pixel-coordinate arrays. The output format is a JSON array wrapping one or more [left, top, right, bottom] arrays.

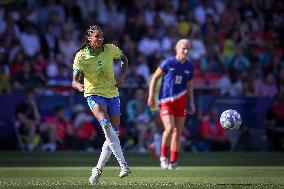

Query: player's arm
[[72, 52, 84, 92], [119, 54, 128, 76], [187, 80, 195, 114], [72, 70, 84, 92], [115, 54, 128, 87], [148, 68, 163, 109]]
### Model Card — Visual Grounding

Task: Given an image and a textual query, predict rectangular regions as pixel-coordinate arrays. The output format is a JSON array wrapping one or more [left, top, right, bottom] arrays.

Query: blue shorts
[[86, 95, 121, 116]]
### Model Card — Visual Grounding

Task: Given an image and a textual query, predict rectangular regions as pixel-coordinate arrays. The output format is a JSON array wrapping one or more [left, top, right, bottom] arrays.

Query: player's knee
[[173, 128, 181, 136], [92, 106, 107, 120], [164, 126, 174, 135]]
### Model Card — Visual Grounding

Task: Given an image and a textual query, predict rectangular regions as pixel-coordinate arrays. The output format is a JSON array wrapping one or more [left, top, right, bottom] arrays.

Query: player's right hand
[[75, 83, 84, 92], [147, 97, 155, 109]]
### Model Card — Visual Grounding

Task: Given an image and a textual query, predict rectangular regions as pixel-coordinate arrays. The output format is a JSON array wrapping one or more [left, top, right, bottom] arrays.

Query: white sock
[[102, 126, 126, 167], [96, 140, 112, 170]]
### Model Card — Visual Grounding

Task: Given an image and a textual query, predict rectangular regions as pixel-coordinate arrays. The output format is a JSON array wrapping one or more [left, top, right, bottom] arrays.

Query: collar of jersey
[[86, 46, 104, 56]]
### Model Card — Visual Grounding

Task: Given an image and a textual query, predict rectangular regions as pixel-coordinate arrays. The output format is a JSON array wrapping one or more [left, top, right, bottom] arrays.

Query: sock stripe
[[103, 123, 112, 129], [99, 119, 112, 129]]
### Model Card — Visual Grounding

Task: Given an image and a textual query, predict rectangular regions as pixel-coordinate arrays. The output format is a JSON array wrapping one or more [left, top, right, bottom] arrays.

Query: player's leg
[[88, 96, 108, 184], [95, 116, 119, 171], [106, 97, 130, 177], [88, 96, 124, 184], [160, 104, 175, 169], [91, 115, 121, 185], [95, 110, 126, 164], [168, 116, 186, 170]]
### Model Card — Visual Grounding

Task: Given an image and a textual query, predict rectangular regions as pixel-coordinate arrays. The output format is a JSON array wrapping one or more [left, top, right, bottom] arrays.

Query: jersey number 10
[[175, 75, 182, 84]]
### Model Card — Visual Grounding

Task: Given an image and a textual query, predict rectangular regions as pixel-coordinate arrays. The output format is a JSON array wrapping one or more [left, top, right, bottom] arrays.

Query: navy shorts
[[86, 95, 121, 116]]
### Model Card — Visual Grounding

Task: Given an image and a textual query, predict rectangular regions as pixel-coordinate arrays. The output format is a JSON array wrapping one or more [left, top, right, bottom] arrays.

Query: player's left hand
[[189, 103, 195, 115], [115, 74, 125, 87]]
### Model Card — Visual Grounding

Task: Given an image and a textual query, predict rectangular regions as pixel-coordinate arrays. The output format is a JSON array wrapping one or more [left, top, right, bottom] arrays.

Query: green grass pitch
[[0, 152, 284, 189]]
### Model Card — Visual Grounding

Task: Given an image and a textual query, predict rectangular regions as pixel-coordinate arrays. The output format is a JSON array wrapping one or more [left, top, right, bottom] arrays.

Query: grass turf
[[0, 152, 284, 188]]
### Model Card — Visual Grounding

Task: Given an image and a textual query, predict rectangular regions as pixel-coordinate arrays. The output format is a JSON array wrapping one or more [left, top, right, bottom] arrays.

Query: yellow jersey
[[73, 44, 123, 98]]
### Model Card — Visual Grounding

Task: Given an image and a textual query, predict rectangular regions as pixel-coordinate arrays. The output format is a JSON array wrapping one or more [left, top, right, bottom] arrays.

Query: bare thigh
[[161, 115, 175, 132]]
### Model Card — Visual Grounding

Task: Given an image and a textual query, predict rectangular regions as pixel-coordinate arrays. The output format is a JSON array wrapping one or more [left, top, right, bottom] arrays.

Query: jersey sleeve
[[108, 44, 123, 60], [73, 51, 83, 73], [159, 59, 169, 73]]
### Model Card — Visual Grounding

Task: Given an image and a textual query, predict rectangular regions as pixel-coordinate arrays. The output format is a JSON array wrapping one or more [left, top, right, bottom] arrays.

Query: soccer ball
[[220, 109, 242, 130]]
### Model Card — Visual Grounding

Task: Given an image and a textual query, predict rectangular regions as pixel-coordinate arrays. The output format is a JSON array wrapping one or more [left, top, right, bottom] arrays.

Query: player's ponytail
[[76, 25, 102, 53]]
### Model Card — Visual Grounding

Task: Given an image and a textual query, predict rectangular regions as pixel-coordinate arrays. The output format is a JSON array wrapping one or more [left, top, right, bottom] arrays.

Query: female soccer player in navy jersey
[[148, 39, 195, 170], [72, 25, 130, 184]]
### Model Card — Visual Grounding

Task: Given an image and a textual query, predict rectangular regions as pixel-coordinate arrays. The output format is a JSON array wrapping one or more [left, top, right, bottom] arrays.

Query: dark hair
[[77, 25, 102, 52]]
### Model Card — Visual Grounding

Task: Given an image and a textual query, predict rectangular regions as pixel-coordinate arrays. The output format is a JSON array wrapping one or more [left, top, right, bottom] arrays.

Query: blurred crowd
[[0, 0, 284, 152]]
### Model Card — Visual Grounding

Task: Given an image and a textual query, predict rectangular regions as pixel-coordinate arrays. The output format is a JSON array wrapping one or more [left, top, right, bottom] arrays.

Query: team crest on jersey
[[184, 70, 190, 74]]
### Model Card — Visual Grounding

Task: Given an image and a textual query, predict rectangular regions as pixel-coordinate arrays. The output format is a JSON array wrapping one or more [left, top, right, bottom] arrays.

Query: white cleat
[[119, 164, 131, 178], [89, 167, 102, 185], [168, 162, 179, 170], [160, 157, 169, 169]]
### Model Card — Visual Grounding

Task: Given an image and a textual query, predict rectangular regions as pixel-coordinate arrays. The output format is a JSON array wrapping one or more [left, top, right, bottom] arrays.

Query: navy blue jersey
[[158, 56, 194, 104]]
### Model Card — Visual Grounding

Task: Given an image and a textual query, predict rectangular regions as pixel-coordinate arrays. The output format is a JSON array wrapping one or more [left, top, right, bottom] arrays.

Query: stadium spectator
[[123, 64, 145, 87], [134, 54, 150, 83], [226, 47, 250, 71], [277, 68, 284, 96], [265, 94, 284, 151], [200, 53, 223, 73], [0, 63, 11, 94], [199, 111, 230, 151], [72, 104, 96, 151], [9, 51, 25, 77], [138, 27, 160, 57], [126, 88, 155, 153], [258, 72, 278, 98], [189, 31, 206, 62], [222, 29, 239, 61], [40, 22, 59, 59], [14, 88, 41, 151], [148, 39, 195, 170], [19, 24, 41, 57], [59, 26, 78, 66], [11, 60, 44, 91], [0, 50, 11, 93], [242, 70, 259, 97], [217, 69, 243, 97], [42, 106, 74, 150], [220, 1, 240, 34]]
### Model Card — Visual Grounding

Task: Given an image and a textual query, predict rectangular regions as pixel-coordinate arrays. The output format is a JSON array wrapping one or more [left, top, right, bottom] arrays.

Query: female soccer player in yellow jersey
[[72, 25, 130, 185]]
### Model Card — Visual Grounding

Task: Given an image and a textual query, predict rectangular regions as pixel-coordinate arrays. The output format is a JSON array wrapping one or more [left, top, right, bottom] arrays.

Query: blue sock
[[99, 119, 112, 129]]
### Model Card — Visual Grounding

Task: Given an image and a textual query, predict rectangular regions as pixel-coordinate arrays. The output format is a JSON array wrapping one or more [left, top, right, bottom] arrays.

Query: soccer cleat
[[160, 157, 169, 169], [119, 163, 131, 178], [89, 167, 102, 185], [168, 162, 179, 170]]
